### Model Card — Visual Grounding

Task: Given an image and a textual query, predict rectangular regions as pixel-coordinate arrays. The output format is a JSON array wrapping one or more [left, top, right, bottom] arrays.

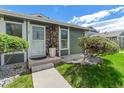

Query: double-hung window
[[61, 29, 68, 49]]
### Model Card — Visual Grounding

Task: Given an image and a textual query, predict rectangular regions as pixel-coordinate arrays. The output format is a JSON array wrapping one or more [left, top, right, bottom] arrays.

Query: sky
[[0, 5, 124, 32]]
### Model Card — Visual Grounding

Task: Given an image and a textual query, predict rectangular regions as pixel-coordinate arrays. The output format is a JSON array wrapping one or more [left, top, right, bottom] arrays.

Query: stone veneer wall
[[46, 25, 59, 56], [0, 62, 28, 87]]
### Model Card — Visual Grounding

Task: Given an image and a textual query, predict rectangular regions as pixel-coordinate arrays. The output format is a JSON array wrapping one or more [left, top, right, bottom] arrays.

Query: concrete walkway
[[32, 68, 72, 88]]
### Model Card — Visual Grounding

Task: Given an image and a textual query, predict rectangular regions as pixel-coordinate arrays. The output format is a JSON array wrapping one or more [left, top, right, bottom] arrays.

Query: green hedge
[[78, 36, 119, 55], [0, 33, 29, 53]]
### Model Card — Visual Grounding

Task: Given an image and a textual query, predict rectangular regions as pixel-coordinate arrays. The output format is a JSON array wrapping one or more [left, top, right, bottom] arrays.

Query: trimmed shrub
[[78, 36, 119, 56], [0, 33, 29, 53]]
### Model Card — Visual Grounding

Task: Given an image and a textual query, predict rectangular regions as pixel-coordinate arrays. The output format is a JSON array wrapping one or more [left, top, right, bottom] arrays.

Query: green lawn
[[120, 49, 124, 52], [56, 53, 124, 88], [5, 72, 33, 88]]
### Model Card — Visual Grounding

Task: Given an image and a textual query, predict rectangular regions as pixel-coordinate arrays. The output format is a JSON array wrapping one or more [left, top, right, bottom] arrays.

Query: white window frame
[[28, 24, 46, 58], [1, 20, 27, 65], [61, 29, 68, 50], [59, 26, 70, 56], [0, 16, 5, 65], [5, 21, 24, 38]]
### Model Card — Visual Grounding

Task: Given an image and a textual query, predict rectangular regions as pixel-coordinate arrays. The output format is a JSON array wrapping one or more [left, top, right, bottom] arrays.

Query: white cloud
[[89, 16, 124, 32], [69, 6, 124, 26], [69, 10, 110, 25], [110, 6, 124, 12]]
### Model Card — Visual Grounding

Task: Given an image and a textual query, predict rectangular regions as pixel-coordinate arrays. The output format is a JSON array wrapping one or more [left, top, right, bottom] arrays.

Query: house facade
[[92, 30, 124, 49], [0, 10, 90, 66]]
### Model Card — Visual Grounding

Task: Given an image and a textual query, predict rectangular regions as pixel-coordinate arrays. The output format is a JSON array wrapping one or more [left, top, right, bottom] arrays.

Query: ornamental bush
[[0, 33, 29, 53], [78, 36, 119, 56]]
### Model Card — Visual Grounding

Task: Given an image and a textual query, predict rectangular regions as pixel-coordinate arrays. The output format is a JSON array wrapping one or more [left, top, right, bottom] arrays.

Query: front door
[[29, 25, 46, 58]]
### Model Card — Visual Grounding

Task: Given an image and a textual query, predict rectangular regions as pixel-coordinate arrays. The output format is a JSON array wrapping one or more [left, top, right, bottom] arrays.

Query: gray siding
[[119, 32, 124, 48], [4, 53, 24, 65], [0, 55, 1, 65], [70, 28, 84, 54], [120, 32, 124, 36], [119, 36, 124, 48]]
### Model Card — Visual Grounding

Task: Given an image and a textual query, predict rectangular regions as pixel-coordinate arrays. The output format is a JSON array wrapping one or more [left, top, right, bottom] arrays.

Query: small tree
[[0, 33, 29, 63], [78, 36, 119, 63]]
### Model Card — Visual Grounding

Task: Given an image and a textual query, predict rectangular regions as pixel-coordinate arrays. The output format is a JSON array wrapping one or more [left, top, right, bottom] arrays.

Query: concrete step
[[28, 57, 61, 69], [31, 63, 54, 73]]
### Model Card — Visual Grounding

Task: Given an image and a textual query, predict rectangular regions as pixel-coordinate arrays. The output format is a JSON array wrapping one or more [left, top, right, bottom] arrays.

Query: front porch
[[28, 56, 61, 70], [28, 53, 83, 71]]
